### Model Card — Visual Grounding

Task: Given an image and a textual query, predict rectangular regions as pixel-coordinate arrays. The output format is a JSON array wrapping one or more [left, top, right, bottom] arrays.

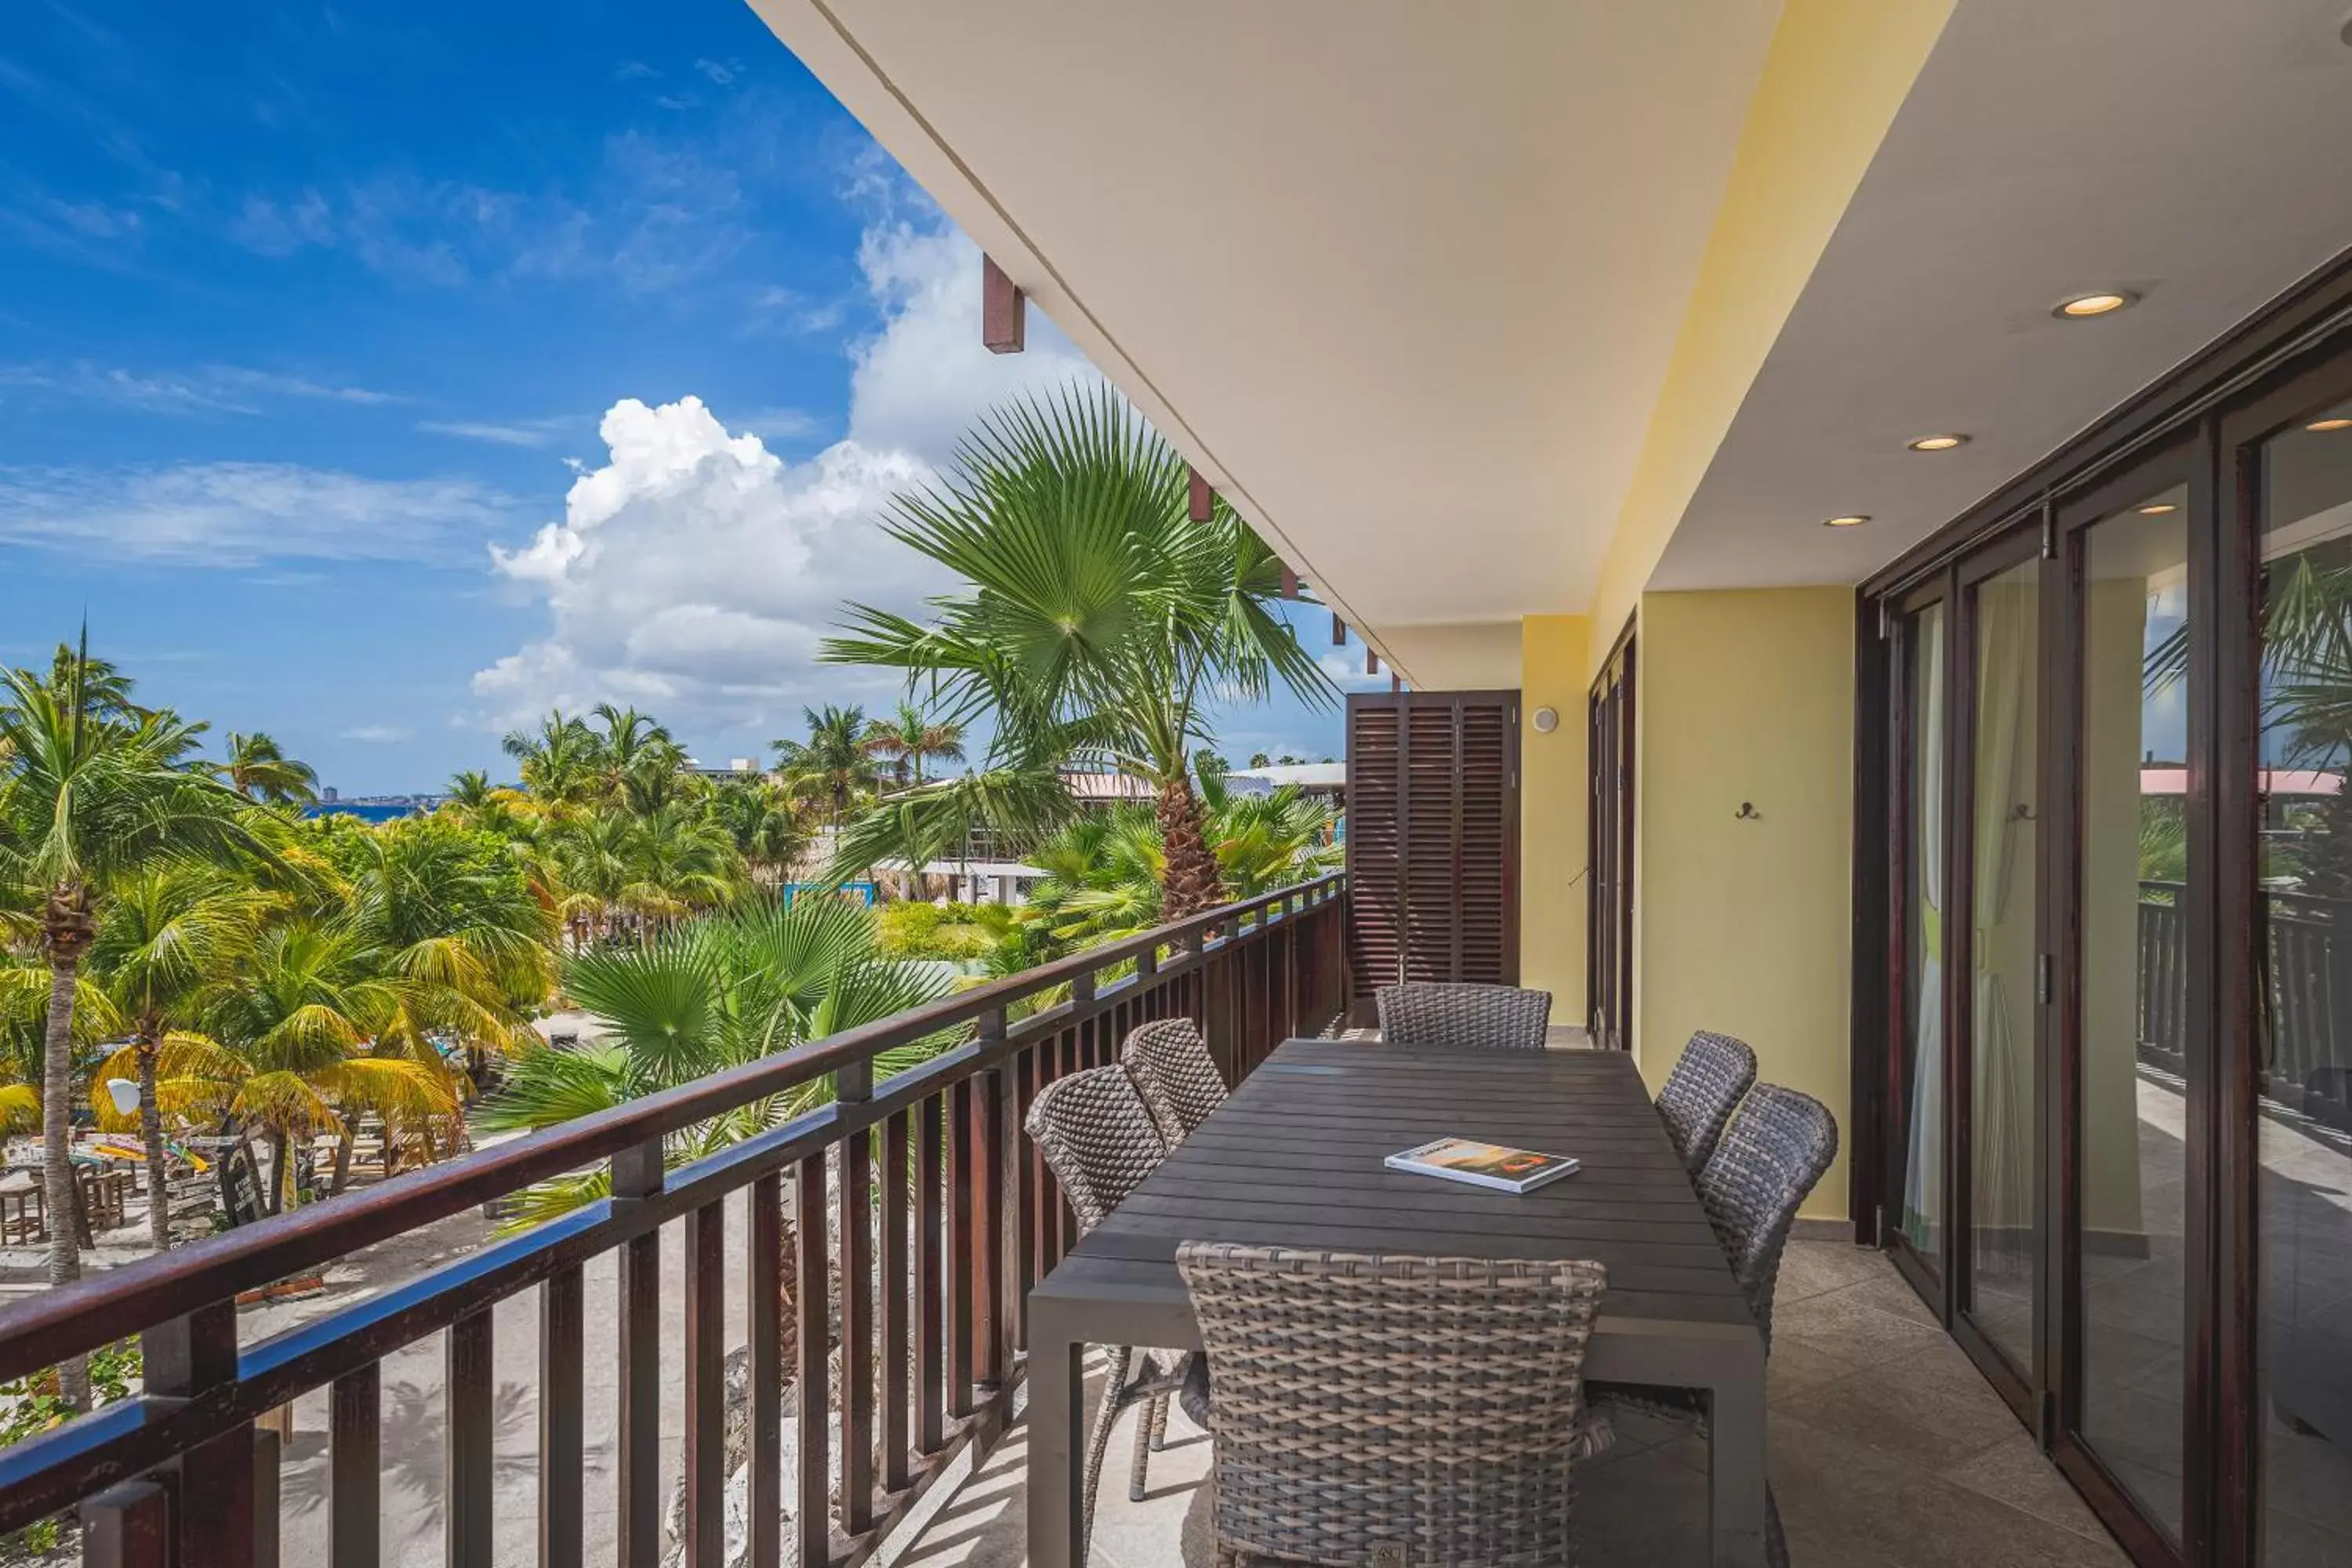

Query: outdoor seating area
[[1012, 986, 1837, 1566]]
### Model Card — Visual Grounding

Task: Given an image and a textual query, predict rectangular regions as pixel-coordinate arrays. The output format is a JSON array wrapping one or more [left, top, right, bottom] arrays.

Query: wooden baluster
[[82, 1479, 169, 1568], [974, 1011, 1007, 1396], [252, 1426, 281, 1568], [748, 1173, 783, 1568], [146, 1301, 252, 1568], [329, 1363, 379, 1568], [916, 1092, 946, 1454], [946, 1076, 975, 1419], [539, 1266, 584, 1568], [880, 1110, 912, 1496], [1010, 1048, 1036, 1351], [686, 1201, 725, 1567], [613, 1140, 664, 1568], [794, 1156, 832, 1568], [446, 1309, 493, 1568], [837, 1058, 876, 1539]]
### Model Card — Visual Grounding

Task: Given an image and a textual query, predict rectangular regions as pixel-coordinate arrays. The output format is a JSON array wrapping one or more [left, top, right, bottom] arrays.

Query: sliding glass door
[[1890, 595, 1948, 1285]]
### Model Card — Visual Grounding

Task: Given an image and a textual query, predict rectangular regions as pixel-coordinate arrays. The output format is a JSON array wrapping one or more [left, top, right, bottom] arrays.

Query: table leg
[[1026, 1308, 1085, 1568], [1708, 1360, 1770, 1567]]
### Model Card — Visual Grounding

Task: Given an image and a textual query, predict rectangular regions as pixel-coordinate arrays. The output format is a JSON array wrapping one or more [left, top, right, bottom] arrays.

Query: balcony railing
[[0, 874, 1349, 1568], [2138, 880, 2352, 1128]]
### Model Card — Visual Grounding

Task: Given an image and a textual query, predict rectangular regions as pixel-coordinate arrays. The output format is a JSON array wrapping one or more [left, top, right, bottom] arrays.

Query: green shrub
[[876, 901, 1014, 961]]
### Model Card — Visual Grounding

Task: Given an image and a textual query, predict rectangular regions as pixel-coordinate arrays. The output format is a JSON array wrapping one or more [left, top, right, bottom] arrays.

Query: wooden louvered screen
[[1345, 690, 1520, 1002]]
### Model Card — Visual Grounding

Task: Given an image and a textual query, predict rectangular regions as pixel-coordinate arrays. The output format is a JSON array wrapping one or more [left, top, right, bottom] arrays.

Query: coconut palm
[[166, 919, 459, 1209], [704, 777, 808, 884], [774, 705, 877, 823], [445, 770, 496, 810], [0, 652, 271, 1406], [214, 731, 320, 807], [822, 383, 1331, 917], [503, 710, 604, 807], [85, 866, 278, 1249], [480, 894, 952, 1221], [862, 701, 967, 789]]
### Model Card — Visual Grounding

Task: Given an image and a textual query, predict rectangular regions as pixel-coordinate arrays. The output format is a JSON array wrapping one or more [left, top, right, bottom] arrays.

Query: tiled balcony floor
[[884, 1242, 2130, 1568]]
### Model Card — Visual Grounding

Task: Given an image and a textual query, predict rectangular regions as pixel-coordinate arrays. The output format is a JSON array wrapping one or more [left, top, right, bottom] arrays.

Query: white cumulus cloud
[[470, 213, 1098, 741]]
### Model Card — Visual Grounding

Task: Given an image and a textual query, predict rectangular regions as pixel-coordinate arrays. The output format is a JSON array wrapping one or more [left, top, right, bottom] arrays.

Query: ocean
[[303, 804, 426, 823]]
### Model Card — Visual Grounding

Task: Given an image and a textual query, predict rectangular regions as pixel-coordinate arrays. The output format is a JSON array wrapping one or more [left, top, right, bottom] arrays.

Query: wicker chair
[[1374, 982, 1552, 1052], [1590, 1083, 1839, 1568], [1654, 1030, 1759, 1174], [1022, 1065, 1197, 1559], [1176, 1243, 1609, 1567], [1120, 1018, 1229, 1146]]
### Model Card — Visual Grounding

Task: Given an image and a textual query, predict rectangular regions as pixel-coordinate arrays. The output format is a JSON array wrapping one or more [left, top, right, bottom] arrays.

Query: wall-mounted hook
[[1734, 801, 1761, 821]]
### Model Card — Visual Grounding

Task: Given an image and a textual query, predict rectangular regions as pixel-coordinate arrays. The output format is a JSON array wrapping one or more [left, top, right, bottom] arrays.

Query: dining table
[[1024, 1036, 1770, 1566]]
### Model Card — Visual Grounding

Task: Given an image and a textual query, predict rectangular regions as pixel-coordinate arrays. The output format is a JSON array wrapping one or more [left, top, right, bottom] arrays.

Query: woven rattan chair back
[[1176, 1243, 1608, 1568], [1695, 1083, 1839, 1349], [1025, 1065, 1169, 1234], [1120, 1018, 1229, 1145], [1655, 1030, 1759, 1173], [1374, 982, 1552, 1052]]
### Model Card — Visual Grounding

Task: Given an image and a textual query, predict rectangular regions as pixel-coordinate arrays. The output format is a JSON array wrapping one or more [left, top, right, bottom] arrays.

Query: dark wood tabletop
[[1023, 1037, 1773, 1567]]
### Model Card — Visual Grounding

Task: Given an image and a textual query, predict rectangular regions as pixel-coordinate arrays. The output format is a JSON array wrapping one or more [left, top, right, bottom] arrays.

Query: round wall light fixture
[[1531, 706, 1559, 735]]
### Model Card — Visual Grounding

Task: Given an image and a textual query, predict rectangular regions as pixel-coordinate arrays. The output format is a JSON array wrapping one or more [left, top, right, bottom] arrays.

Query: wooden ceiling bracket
[[982, 254, 1025, 354]]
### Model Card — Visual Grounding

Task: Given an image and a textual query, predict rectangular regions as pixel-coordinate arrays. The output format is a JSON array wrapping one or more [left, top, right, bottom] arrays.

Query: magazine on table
[[1384, 1137, 1580, 1194]]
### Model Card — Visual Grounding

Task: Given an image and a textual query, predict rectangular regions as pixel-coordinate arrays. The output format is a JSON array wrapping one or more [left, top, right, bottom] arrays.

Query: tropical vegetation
[[821, 383, 1334, 917]]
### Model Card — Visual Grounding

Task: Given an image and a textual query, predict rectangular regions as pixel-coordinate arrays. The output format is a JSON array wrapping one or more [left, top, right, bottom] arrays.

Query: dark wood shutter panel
[[1346, 690, 1519, 1002]]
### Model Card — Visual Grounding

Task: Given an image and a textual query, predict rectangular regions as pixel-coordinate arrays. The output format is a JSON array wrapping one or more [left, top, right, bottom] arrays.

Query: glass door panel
[[2255, 408, 2352, 1564], [1968, 557, 2041, 1370], [2076, 485, 2191, 1542], [1896, 601, 1949, 1273]]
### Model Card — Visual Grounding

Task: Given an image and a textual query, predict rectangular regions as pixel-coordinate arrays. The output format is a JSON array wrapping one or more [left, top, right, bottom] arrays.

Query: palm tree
[[774, 705, 877, 822], [214, 731, 320, 807], [0, 651, 270, 1405], [445, 770, 496, 810], [86, 867, 278, 1249], [862, 702, 967, 789], [503, 710, 604, 807], [172, 920, 458, 1209], [822, 383, 1331, 917], [702, 778, 808, 885], [1017, 774, 1339, 950], [481, 895, 951, 1218]]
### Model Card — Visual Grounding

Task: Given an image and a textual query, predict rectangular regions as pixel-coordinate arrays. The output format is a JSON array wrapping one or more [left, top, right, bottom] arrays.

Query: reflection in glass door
[[2072, 485, 2191, 1544], [1967, 557, 2041, 1373], [2253, 407, 2352, 1564], [1895, 601, 1948, 1276]]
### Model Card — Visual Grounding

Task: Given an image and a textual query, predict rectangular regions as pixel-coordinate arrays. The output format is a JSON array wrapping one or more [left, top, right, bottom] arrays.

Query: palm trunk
[[40, 906, 90, 1409], [1156, 775, 1225, 919], [138, 1041, 170, 1253]]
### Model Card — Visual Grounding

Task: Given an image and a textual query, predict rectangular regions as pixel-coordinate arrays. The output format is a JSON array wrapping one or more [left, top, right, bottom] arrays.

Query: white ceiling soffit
[[1653, 0, 2352, 593], [748, 0, 1781, 635]]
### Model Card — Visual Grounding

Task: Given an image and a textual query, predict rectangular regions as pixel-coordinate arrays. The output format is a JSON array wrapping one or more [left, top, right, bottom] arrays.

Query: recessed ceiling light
[[2307, 416, 2352, 432], [1823, 515, 1871, 528], [2136, 503, 2178, 515], [2054, 290, 2138, 319], [1907, 434, 1969, 452]]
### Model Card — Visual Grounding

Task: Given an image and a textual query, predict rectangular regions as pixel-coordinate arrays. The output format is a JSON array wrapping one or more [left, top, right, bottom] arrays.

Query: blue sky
[[0, 1, 1359, 794]]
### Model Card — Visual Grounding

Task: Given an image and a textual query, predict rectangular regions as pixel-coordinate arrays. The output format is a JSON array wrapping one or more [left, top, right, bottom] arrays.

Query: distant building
[[321, 786, 339, 804]]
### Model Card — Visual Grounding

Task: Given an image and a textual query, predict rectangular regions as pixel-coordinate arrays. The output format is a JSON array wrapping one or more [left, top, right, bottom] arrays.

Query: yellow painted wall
[[1383, 621, 1523, 692], [1519, 615, 1591, 1023], [1637, 587, 1856, 1219], [1583, 0, 1954, 674]]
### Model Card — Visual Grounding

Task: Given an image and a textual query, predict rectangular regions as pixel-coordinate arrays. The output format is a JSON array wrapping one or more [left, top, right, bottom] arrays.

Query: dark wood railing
[[2137, 880, 2352, 1127], [0, 874, 1348, 1567]]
